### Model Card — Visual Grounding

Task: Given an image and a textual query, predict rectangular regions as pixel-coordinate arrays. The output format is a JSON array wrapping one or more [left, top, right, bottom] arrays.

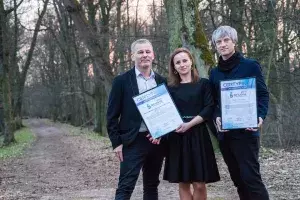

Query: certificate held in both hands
[[220, 77, 258, 130], [133, 84, 183, 139]]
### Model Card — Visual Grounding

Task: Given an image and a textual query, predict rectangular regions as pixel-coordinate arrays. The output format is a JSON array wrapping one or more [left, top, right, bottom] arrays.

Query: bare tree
[[12, 0, 49, 129], [0, 0, 17, 145], [59, 0, 114, 95]]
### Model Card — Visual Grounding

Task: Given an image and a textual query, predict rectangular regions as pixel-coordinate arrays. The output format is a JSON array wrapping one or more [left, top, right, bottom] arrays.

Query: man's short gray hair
[[131, 39, 153, 52], [212, 26, 238, 46]]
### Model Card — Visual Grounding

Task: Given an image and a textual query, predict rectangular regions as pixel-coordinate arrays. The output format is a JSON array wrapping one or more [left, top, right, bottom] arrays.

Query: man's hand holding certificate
[[133, 84, 183, 139], [220, 77, 258, 130]]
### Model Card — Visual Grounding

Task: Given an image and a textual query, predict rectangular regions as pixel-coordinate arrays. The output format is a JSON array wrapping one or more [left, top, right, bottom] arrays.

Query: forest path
[[0, 119, 299, 200]]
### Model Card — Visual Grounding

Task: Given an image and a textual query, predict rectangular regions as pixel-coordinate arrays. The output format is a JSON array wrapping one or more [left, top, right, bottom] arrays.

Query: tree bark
[[115, 0, 125, 74], [0, 0, 16, 145], [164, 0, 215, 76], [225, 0, 246, 47]]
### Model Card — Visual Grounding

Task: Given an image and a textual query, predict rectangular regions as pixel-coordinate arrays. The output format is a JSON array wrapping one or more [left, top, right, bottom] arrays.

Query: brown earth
[[0, 119, 299, 200]]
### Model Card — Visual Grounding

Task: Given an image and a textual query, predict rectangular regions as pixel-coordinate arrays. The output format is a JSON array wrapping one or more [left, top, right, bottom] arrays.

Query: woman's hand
[[215, 117, 229, 132], [175, 122, 192, 133], [146, 134, 161, 145]]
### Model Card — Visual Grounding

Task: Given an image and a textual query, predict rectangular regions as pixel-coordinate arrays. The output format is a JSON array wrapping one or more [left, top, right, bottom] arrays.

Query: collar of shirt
[[135, 66, 155, 80]]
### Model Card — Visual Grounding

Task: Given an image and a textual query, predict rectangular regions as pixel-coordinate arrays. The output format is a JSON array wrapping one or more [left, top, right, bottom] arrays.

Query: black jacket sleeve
[[252, 61, 269, 119], [106, 76, 123, 149], [209, 69, 221, 120]]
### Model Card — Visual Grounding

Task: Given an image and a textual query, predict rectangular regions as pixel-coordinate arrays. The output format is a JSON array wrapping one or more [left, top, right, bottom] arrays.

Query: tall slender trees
[[13, 0, 300, 147], [12, 0, 49, 129]]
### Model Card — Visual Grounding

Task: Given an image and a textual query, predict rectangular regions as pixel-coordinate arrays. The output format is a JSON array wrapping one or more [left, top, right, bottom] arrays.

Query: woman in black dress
[[161, 48, 220, 200]]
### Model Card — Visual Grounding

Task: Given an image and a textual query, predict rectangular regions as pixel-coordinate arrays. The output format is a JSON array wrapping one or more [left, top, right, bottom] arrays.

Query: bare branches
[[21, 0, 50, 85], [4, 0, 25, 16]]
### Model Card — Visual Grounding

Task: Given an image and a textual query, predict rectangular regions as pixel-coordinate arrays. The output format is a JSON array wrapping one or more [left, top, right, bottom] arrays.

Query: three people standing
[[107, 25, 269, 200]]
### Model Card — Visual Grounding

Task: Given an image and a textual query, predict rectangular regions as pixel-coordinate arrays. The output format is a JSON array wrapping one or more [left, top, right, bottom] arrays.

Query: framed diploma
[[220, 77, 258, 130], [133, 84, 183, 139]]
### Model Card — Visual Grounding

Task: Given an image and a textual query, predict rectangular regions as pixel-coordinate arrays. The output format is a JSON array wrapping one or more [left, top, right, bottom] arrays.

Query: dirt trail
[[0, 119, 299, 200]]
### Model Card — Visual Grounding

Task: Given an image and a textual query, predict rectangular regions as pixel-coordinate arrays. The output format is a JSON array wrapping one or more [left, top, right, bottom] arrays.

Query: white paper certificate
[[220, 77, 258, 130], [133, 84, 183, 139]]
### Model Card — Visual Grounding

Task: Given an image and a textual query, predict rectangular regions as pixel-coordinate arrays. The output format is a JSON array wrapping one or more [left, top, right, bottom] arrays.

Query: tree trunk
[[89, 0, 111, 134], [225, 0, 246, 48], [73, 28, 90, 123], [115, 0, 125, 74], [0, 0, 16, 145], [93, 83, 106, 134], [2, 68, 15, 145], [10, 0, 20, 129], [164, 0, 215, 76]]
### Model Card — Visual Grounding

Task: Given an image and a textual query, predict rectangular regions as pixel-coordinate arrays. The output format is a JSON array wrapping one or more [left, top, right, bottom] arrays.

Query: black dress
[[163, 78, 220, 183]]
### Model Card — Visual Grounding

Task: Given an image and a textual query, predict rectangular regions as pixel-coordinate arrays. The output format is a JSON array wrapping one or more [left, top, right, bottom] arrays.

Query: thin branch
[[4, 0, 25, 15], [19, 22, 48, 32]]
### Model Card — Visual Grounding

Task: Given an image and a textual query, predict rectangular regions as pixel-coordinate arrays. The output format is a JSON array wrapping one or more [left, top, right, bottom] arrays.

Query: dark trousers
[[115, 132, 164, 200], [219, 135, 269, 200]]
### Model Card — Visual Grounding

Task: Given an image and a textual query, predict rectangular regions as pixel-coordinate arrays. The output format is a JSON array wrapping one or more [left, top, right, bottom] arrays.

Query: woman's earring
[[174, 71, 178, 74]]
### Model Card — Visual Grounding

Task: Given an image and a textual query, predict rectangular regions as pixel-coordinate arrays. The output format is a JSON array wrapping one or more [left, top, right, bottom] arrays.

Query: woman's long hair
[[168, 48, 200, 87]]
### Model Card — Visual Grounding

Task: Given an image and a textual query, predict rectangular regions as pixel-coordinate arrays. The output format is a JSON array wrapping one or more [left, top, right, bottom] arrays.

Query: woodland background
[[0, 0, 299, 148]]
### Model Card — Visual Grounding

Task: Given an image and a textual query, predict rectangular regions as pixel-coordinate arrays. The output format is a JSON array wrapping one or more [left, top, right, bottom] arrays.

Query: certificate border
[[219, 77, 258, 130], [132, 83, 183, 138]]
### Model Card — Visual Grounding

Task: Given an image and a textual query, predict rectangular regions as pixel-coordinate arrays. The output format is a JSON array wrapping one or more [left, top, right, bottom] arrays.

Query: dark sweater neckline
[[218, 52, 241, 72], [180, 82, 192, 84]]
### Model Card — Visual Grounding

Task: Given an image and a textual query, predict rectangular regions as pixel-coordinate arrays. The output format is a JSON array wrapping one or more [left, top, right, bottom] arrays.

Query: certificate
[[220, 77, 258, 130], [133, 84, 183, 139]]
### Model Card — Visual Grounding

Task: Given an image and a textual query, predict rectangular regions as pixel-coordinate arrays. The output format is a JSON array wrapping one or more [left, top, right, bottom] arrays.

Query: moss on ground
[[0, 128, 35, 159]]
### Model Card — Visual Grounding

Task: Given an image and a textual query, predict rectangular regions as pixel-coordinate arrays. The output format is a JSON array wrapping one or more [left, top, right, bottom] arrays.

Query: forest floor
[[0, 119, 299, 200]]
